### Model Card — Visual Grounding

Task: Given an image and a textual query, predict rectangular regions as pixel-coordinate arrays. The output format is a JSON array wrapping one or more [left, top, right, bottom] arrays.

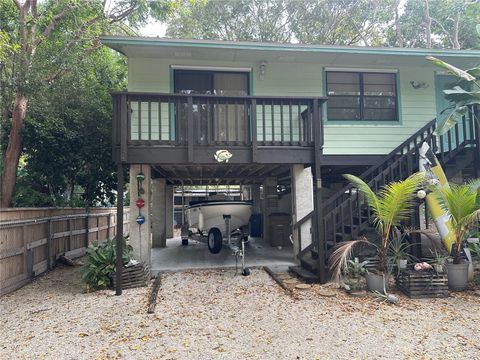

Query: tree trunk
[[1, 92, 28, 207], [424, 0, 432, 49]]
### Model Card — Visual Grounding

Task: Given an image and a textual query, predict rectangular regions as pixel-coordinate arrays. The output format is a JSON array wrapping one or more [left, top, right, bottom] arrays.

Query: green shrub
[[81, 237, 133, 291]]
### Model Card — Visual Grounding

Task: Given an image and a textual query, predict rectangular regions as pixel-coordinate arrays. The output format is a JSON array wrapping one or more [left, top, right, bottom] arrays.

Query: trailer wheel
[[207, 228, 223, 254]]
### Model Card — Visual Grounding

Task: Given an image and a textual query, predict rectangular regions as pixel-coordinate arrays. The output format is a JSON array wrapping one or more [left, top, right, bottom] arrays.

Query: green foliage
[[344, 257, 368, 279], [343, 172, 425, 272], [166, 0, 478, 49], [426, 56, 480, 135], [166, 0, 394, 45], [81, 237, 133, 291], [387, 232, 417, 274], [388, 0, 480, 49], [434, 180, 480, 263]]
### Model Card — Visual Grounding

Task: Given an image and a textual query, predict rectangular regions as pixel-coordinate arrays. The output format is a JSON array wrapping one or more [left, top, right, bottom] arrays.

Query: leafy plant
[[425, 56, 480, 136], [81, 237, 133, 291], [343, 172, 425, 273], [329, 238, 371, 284], [387, 232, 417, 274], [345, 257, 369, 279], [434, 180, 480, 264]]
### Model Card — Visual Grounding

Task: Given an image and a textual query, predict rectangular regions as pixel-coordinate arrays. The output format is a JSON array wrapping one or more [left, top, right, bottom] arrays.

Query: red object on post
[[136, 198, 145, 208]]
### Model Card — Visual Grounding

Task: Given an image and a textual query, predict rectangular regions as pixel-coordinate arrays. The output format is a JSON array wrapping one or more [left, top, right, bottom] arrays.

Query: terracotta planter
[[446, 261, 469, 291]]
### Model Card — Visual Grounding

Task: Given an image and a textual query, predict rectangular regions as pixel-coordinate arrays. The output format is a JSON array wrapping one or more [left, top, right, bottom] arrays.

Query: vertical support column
[[251, 185, 261, 214], [115, 162, 124, 296], [474, 106, 480, 178], [262, 177, 277, 245], [312, 98, 326, 283], [129, 164, 152, 264], [152, 178, 167, 248], [166, 185, 174, 238], [291, 165, 314, 257]]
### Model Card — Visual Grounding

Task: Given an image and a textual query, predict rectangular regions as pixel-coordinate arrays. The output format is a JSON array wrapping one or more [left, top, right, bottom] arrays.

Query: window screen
[[326, 71, 398, 122]]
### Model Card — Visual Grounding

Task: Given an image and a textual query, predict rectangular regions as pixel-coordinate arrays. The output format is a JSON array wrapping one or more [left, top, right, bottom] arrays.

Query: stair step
[[289, 265, 319, 284], [300, 255, 318, 273]]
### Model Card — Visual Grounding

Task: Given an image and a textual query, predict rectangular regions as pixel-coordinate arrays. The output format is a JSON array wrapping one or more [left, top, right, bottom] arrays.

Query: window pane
[[328, 96, 360, 109], [327, 72, 360, 96], [363, 73, 395, 85], [328, 108, 361, 120], [364, 96, 396, 109], [364, 108, 397, 121], [364, 84, 396, 96], [328, 72, 360, 84]]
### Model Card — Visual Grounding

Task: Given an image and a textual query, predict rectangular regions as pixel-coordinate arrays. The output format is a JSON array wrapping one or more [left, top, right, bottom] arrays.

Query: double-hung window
[[326, 71, 398, 122]]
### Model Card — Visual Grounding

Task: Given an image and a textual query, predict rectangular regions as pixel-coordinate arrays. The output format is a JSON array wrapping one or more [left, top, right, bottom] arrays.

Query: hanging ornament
[[136, 172, 145, 196], [136, 198, 145, 208], [136, 214, 145, 225]]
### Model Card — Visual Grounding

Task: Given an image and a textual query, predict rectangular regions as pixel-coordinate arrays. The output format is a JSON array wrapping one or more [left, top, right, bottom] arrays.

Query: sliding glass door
[[174, 70, 250, 144]]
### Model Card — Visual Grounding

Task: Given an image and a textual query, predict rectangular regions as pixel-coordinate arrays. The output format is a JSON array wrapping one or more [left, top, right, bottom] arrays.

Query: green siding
[[128, 57, 439, 155]]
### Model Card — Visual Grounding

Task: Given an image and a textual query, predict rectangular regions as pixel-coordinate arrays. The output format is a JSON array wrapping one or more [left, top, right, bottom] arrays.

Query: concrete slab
[[151, 237, 296, 275]]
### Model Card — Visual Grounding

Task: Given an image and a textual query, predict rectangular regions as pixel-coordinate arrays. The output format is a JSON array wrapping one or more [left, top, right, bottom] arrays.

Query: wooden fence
[[0, 207, 130, 296]]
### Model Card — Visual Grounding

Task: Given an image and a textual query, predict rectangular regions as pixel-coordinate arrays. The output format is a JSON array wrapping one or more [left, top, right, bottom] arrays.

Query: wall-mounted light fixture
[[410, 81, 429, 89], [259, 61, 267, 80]]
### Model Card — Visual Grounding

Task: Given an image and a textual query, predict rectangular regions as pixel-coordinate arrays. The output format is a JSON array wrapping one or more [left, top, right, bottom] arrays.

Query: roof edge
[[100, 35, 480, 58]]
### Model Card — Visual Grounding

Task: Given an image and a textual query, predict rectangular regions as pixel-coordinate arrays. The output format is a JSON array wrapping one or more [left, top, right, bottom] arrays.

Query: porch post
[[166, 185, 174, 238], [129, 165, 152, 265], [115, 162, 124, 296], [152, 178, 167, 248], [312, 99, 326, 283], [474, 106, 480, 178]]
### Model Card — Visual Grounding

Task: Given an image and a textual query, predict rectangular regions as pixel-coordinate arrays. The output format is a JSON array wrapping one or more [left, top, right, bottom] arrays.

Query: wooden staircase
[[291, 106, 479, 282]]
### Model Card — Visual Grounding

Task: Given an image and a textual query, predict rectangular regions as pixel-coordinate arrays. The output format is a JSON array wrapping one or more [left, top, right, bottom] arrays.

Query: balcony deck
[[112, 92, 327, 165]]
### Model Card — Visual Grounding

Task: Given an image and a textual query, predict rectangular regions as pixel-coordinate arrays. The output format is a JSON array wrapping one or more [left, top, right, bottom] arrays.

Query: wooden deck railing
[[112, 92, 326, 164]]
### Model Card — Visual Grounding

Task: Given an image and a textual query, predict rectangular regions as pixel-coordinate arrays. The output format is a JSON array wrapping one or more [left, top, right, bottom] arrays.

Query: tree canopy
[[166, 0, 480, 49]]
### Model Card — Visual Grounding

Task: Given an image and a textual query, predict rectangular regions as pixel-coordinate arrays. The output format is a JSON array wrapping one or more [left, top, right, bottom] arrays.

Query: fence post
[[85, 215, 89, 248], [47, 220, 52, 270], [107, 214, 111, 239], [68, 218, 73, 251]]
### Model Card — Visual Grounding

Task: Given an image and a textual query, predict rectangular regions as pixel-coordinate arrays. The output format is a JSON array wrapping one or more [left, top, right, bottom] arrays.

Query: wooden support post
[[85, 215, 89, 248], [115, 163, 124, 296], [107, 214, 111, 239], [120, 94, 128, 163], [474, 106, 480, 177], [68, 218, 73, 251], [312, 99, 327, 283], [187, 96, 194, 163], [47, 220, 53, 270], [251, 99, 258, 163]]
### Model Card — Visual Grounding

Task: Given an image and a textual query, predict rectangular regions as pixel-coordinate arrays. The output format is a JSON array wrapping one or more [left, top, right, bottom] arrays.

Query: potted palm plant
[[330, 172, 425, 294], [434, 180, 480, 291]]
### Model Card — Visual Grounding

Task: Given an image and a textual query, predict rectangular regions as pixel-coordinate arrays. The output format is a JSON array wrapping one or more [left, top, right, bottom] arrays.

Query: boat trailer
[[181, 214, 251, 276]]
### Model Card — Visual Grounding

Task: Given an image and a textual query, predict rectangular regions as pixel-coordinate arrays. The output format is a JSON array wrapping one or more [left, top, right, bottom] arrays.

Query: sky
[[140, 21, 168, 37]]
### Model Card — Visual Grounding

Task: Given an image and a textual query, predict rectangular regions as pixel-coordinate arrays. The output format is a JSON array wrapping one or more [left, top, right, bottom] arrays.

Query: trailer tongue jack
[[224, 215, 250, 276]]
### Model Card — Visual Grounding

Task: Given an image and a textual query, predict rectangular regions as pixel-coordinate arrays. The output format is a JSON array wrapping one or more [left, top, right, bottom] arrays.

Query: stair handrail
[[321, 118, 437, 211]]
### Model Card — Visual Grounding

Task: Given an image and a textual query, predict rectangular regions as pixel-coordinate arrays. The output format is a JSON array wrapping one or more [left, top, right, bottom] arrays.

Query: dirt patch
[[1, 265, 479, 359]]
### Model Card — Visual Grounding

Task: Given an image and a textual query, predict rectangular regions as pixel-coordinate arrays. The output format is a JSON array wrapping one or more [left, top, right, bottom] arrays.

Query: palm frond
[[376, 172, 425, 229], [328, 238, 373, 285], [343, 174, 380, 214]]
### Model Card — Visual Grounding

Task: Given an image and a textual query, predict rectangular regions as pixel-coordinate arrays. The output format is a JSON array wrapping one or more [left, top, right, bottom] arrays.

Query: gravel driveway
[[1, 264, 479, 360]]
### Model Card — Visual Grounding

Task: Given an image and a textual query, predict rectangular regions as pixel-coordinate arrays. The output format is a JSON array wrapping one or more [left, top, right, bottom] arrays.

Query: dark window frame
[[326, 71, 399, 122], [173, 69, 250, 95]]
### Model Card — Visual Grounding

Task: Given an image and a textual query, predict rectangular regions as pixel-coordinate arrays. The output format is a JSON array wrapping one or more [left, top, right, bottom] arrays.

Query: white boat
[[185, 200, 253, 237]]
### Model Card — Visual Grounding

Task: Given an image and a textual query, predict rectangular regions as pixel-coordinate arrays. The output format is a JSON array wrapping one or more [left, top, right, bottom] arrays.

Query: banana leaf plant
[[426, 56, 480, 136]]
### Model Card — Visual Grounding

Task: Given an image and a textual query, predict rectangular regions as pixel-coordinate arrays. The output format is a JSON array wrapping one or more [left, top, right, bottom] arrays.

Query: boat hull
[[185, 201, 252, 236]]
